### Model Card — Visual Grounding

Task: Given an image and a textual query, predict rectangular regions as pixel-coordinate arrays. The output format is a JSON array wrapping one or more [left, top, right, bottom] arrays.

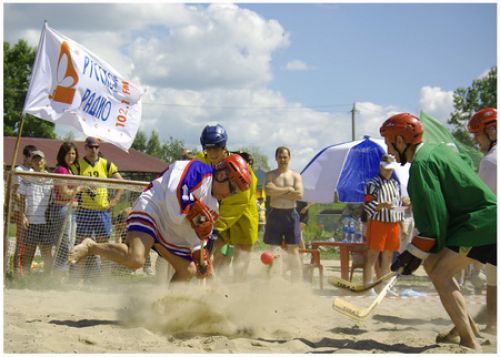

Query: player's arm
[[391, 163, 443, 275]]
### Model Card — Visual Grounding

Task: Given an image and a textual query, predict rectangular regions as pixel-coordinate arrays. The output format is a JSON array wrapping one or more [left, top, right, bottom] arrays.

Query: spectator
[[468, 108, 497, 334], [381, 113, 496, 351], [70, 137, 123, 280], [51, 142, 81, 274], [69, 154, 251, 283], [363, 154, 406, 288], [181, 149, 195, 160], [12, 144, 37, 276], [399, 196, 414, 253], [196, 124, 259, 280], [263, 146, 304, 282], [17, 150, 54, 275], [296, 201, 314, 249]]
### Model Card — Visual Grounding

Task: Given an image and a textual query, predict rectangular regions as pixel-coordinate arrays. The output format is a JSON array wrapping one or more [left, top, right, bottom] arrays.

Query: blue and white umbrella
[[300, 136, 410, 203]]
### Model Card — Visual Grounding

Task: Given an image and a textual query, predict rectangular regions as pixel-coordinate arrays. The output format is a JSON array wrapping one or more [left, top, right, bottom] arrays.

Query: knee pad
[[486, 263, 497, 286]]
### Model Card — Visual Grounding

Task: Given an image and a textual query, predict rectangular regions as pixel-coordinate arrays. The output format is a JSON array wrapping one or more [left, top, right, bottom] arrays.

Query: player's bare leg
[[285, 244, 302, 282], [364, 249, 379, 286], [424, 248, 482, 351], [212, 238, 231, 278], [233, 244, 252, 279], [69, 232, 153, 270]]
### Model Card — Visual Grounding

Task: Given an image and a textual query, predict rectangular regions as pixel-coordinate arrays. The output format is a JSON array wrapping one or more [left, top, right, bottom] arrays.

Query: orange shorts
[[366, 219, 400, 252]]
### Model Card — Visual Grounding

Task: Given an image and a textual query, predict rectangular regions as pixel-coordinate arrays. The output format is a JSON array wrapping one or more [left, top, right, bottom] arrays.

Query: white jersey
[[127, 160, 218, 258], [479, 145, 497, 195]]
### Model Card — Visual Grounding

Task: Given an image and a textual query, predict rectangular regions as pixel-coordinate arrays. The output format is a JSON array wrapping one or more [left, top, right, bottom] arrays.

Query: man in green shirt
[[380, 113, 496, 352]]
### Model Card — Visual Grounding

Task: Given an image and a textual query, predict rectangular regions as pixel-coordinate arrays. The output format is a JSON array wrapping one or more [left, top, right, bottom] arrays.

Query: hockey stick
[[332, 274, 399, 319], [328, 271, 397, 292]]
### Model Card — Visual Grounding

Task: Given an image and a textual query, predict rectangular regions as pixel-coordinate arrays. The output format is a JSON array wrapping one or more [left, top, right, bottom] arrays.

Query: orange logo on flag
[[49, 41, 79, 104]]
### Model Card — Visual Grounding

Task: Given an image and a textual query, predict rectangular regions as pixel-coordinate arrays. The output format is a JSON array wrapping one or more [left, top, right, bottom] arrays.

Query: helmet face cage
[[380, 113, 424, 145], [215, 154, 252, 191], [200, 124, 228, 150], [468, 108, 497, 134]]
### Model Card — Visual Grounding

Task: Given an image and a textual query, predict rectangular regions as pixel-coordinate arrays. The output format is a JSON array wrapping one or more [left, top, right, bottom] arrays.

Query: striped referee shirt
[[363, 175, 403, 223]]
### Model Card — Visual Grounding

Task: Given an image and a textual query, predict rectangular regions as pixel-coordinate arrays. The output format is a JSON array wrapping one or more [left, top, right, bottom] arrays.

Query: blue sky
[[246, 3, 496, 111], [3, 2, 497, 170]]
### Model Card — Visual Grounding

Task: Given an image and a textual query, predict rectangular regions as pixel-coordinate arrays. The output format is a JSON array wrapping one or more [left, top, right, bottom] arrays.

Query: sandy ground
[[3, 254, 497, 354]]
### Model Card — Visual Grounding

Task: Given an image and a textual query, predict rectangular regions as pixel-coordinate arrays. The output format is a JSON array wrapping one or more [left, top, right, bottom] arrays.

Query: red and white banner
[[23, 22, 144, 151]]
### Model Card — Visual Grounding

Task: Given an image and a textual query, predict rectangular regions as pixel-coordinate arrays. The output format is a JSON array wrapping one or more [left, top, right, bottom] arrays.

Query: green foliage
[[4, 40, 56, 138], [146, 130, 163, 158], [160, 136, 186, 162], [448, 66, 497, 146], [302, 202, 346, 243], [62, 131, 75, 141], [132, 130, 147, 151], [132, 129, 202, 163]]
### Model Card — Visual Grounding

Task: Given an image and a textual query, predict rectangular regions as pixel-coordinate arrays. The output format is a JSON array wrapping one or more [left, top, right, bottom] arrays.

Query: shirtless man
[[263, 146, 304, 281]]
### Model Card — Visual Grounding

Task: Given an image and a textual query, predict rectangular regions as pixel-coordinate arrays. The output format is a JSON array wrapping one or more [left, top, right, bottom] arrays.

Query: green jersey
[[409, 143, 496, 252]]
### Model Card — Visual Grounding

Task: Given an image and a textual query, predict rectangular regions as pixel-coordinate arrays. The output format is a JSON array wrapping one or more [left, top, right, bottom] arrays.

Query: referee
[[363, 154, 406, 287]]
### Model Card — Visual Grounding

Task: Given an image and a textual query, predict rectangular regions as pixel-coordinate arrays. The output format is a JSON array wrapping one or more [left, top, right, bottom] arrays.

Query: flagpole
[[4, 113, 27, 277]]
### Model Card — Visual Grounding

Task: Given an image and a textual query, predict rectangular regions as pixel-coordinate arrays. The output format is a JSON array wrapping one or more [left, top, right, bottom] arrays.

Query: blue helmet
[[200, 124, 228, 150]]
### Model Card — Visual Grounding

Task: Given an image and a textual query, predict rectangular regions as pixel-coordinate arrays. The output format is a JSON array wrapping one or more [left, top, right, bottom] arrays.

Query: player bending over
[[68, 154, 252, 282], [380, 113, 496, 352]]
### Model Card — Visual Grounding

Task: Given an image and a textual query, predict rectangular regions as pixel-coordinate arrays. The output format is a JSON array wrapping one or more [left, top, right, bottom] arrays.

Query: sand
[[3, 256, 497, 354]]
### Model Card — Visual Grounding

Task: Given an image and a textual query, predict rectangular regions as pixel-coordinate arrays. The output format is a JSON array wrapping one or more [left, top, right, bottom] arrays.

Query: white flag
[[23, 22, 144, 152]]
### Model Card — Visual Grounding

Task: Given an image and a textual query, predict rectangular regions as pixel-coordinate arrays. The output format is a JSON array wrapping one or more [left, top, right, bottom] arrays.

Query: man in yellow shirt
[[71, 137, 123, 279], [196, 124, 259, 280]]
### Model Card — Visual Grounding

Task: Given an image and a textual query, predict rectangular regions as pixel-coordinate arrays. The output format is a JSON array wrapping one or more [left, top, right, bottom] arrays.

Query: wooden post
[[4, 113, 26, 277]]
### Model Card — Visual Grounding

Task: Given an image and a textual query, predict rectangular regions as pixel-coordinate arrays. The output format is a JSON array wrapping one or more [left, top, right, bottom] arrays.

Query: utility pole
[[350, 102, 358, 141]]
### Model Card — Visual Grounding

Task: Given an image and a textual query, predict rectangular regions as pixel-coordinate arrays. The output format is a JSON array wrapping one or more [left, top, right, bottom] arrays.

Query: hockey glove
[[191, 246, 213, 278], [185, 199, 218, 240], [391, 235, 435, 275]]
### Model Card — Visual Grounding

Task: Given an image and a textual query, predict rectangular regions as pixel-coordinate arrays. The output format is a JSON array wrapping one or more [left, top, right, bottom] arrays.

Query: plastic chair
[[300, 248, 324, 290], [349, 248, 367, 281]]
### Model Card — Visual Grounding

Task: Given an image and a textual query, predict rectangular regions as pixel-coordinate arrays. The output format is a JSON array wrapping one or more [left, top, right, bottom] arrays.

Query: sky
[[3, 1, 497, 171]]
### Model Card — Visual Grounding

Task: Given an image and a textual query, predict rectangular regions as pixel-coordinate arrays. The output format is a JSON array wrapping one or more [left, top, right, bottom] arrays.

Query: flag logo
[[49, 41, 79, 104]]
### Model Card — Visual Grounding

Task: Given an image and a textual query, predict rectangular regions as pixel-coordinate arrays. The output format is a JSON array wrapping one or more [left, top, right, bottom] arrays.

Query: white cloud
[[286, 60, 310, 71], [4, 3, 464, 172], [418, 86, 454, 125]]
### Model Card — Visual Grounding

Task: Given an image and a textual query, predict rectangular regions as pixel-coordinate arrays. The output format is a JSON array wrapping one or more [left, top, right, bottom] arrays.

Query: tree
[[448, 66, 497, 146], [237, 145, 270, 171], [4, 40, 56, 138], [161, 136, 186, 163], [146, 130, 163, 158], [62, 131, 75, 141], [132, 130, 147, 152]]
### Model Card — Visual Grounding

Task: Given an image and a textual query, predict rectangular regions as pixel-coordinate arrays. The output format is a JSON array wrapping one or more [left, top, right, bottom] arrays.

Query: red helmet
[[468, 108, 497, 134], [215, 154, 252, 191], [380, 113, 424, 145]]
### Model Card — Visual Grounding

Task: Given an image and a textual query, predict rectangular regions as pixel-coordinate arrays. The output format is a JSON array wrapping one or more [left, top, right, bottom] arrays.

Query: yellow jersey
[[195, 152, 259, 245], [71, 157, 119, 211]]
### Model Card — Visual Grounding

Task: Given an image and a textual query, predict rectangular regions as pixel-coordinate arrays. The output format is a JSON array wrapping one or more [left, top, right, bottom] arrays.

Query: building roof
[[4, 136, 168, 173]]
